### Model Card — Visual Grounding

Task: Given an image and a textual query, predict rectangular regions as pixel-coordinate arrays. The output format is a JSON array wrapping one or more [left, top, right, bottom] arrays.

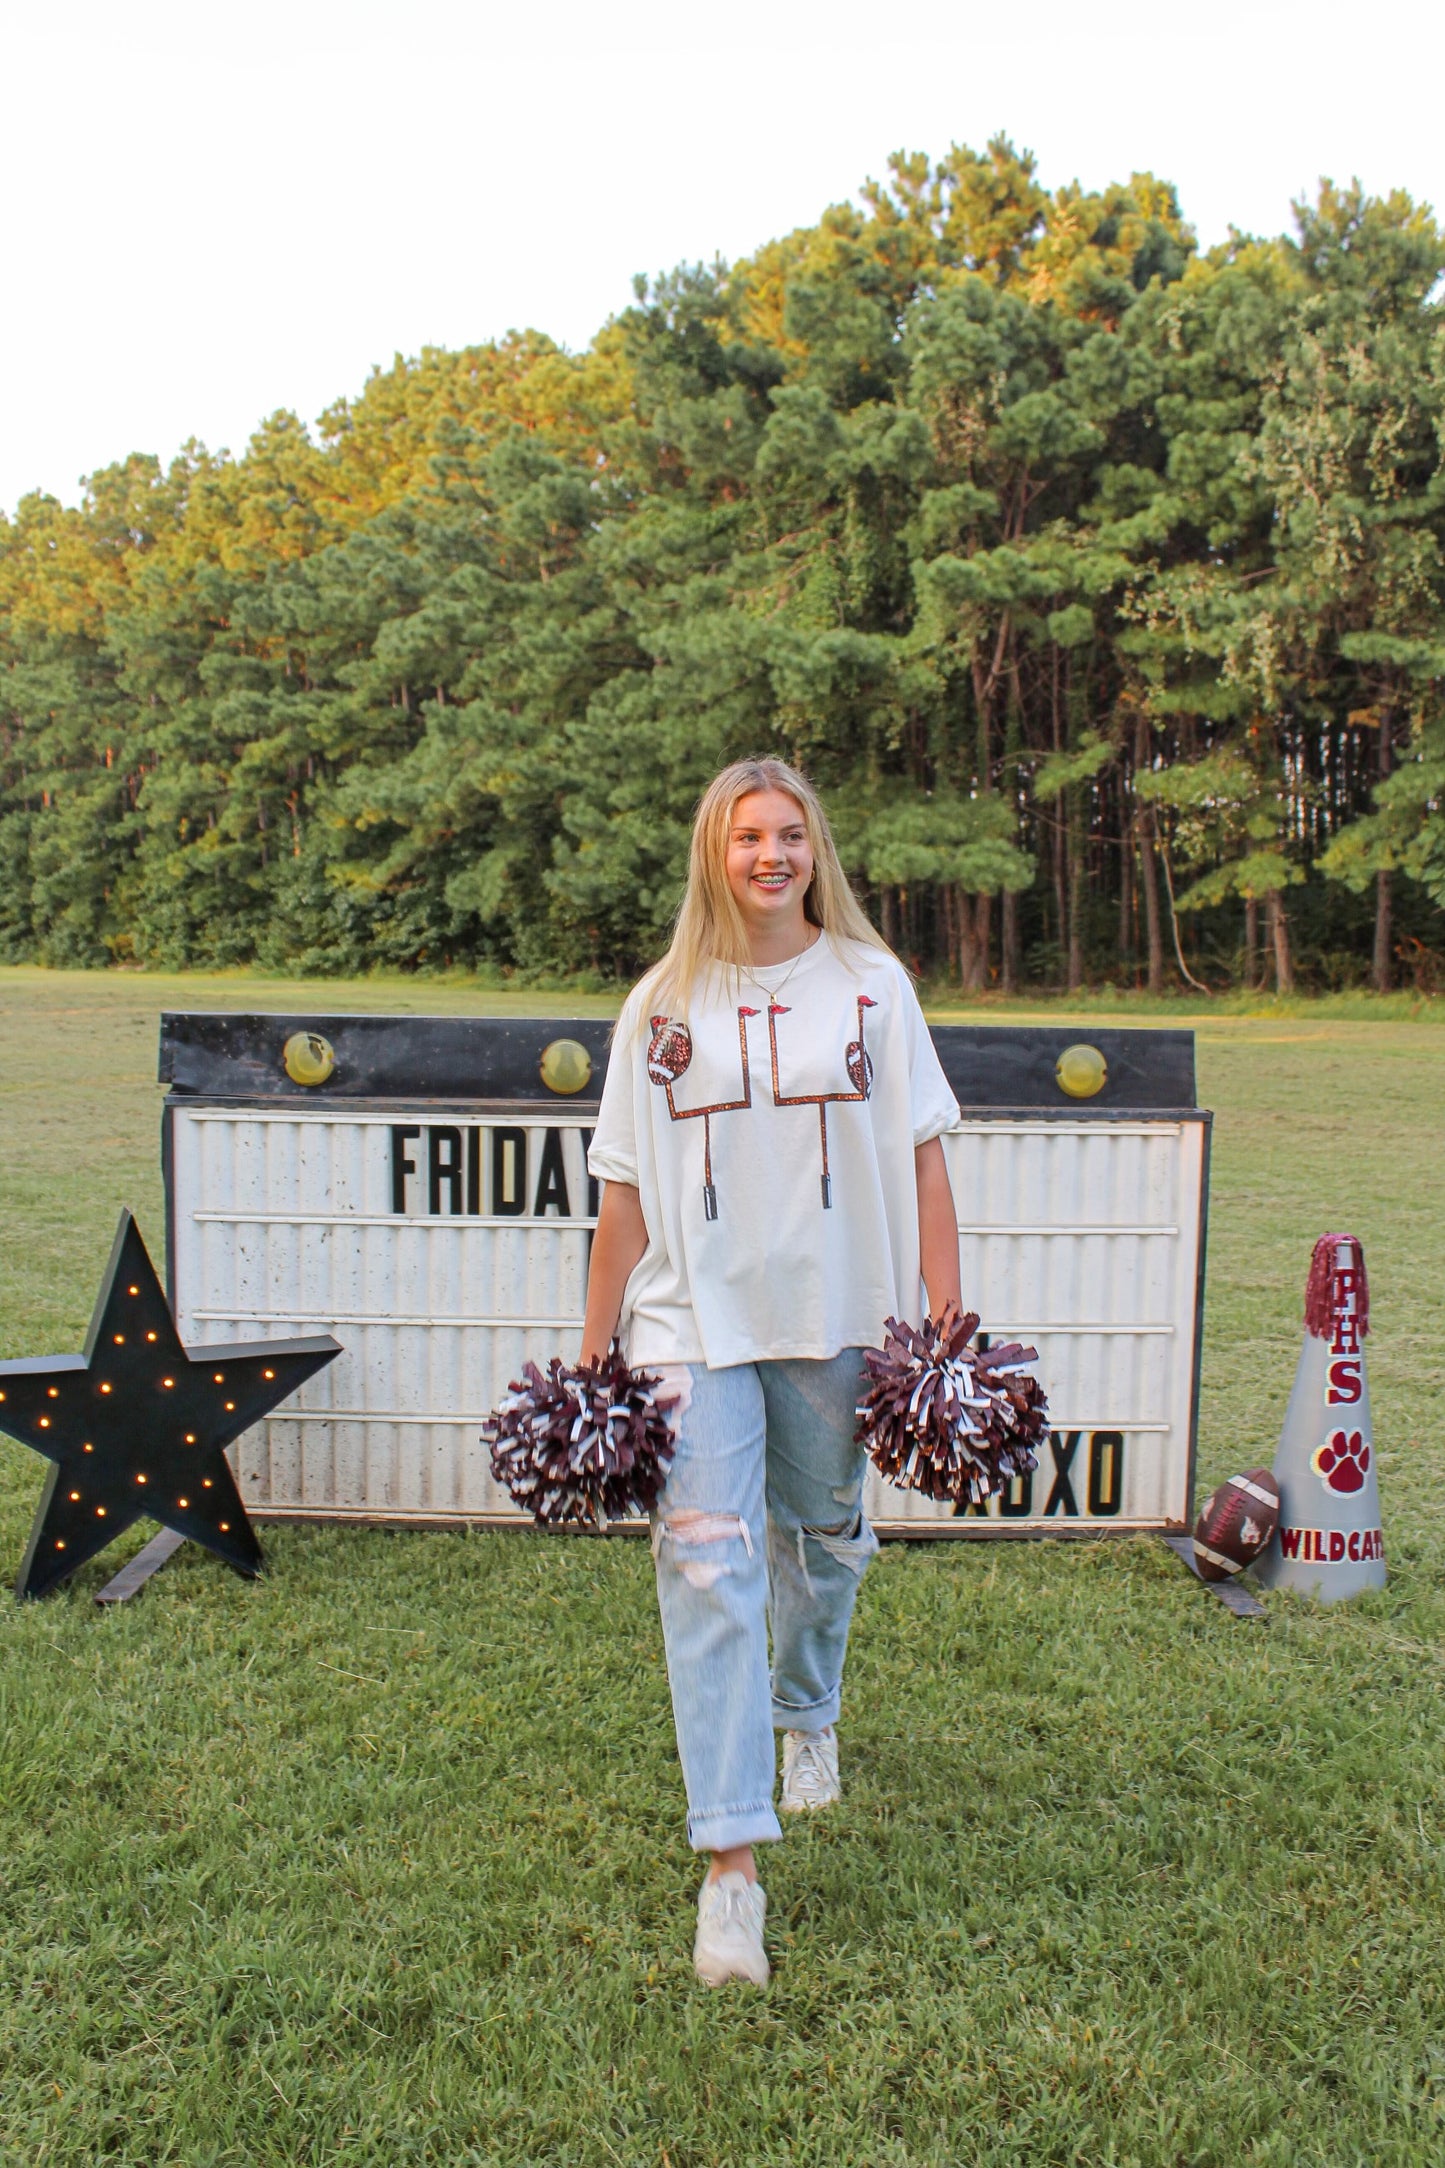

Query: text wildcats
[[1277, 1526, 1385, 1565]]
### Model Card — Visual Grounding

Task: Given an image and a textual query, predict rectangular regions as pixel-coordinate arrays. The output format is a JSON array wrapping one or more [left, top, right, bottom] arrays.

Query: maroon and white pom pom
[[483, 1344, 676, 1528], [856, 1310, 1050, 1507]]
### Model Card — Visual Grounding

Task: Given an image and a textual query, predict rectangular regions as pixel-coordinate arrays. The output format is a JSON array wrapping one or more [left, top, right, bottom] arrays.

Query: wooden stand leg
[[94, 1527, 187, 1606], [1161, 1533, 1267, 1619]]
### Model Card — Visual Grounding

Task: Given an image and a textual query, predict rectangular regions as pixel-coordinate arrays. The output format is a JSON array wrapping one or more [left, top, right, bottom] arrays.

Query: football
[[1192, 1468, 1281, 1582]]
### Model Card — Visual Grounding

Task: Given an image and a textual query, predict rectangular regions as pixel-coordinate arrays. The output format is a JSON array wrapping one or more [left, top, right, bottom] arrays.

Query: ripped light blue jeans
[[650, 1348, 880, 1854]]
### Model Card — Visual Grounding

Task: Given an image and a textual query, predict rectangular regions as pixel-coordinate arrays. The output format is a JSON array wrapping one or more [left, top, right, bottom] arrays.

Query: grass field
[[1, 966, 1443, 2167]]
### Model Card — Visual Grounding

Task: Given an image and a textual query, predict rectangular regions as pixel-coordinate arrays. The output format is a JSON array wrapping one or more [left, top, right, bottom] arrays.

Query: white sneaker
[[781, 1726, 840, 1812], [693, 1871, 769, 1987]]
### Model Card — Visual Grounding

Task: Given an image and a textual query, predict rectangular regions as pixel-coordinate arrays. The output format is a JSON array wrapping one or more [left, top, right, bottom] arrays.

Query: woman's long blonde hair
[[638, 757, 891, 1019]]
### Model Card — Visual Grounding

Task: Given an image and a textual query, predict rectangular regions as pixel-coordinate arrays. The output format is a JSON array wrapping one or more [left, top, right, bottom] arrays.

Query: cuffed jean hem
[[770, 1687, 841, 1735], [686, 1800, 784, 1854]]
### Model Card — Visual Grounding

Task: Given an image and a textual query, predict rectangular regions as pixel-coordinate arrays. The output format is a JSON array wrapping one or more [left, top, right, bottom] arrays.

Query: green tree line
[[3, 138, 1443, 991]]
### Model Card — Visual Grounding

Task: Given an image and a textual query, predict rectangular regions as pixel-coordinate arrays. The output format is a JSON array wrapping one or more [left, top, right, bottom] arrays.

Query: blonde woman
[[583, 758, 962, 1986]]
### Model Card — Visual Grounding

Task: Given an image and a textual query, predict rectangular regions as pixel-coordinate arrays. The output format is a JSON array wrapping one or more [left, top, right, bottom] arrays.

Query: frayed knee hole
[[802, 1513, 863, 1541], [679, 1560, 729, 1590], [654, 1509, 755, 1560]]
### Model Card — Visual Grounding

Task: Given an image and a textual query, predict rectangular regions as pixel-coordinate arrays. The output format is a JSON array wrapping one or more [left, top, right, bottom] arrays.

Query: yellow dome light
[[1055, 1044, 1108, 1100], [540, 1037, 593, 1095]]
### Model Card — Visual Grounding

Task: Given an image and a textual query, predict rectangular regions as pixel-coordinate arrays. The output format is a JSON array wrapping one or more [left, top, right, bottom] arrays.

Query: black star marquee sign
[[0, 1211, 340, 1600]]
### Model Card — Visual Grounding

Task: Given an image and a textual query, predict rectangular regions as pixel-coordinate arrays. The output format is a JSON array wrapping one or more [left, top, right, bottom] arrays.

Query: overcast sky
[[4, 0, 1440, 517]]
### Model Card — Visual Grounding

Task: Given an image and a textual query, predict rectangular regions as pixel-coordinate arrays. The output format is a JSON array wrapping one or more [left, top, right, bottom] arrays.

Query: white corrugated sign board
[[168, 1103, 1207, 1535]]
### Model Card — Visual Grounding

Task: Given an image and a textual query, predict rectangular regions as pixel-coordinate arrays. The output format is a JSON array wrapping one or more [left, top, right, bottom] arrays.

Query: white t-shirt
[[587, 935, 959, 1369]]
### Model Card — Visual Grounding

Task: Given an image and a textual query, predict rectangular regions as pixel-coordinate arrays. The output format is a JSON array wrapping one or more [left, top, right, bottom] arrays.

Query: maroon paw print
[[1312, 1428, 1370, 1494]]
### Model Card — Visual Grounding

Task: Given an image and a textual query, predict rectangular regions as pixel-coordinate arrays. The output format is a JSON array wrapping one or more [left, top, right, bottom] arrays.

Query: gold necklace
[[742, 925, 820, 1007]]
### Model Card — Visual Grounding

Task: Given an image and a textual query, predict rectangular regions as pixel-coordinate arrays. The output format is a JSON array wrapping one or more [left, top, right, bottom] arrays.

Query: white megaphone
[[1254, 1233, 1385, 1602]]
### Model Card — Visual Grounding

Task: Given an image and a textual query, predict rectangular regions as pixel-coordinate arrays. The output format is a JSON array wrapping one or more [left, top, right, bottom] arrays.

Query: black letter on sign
[[997, 1471, 1034, 1517], [1043, 1432, 1081, 1517], [429, 1126, 464, 1216], [391, 1125, 421, 1213], [578, 1128, 601, 1219], [492, 1127, 528, 1216], [533, 1127, 571, 1218], [466, 1127, 482, 1215], [1087, 1431, 1125, 1517]]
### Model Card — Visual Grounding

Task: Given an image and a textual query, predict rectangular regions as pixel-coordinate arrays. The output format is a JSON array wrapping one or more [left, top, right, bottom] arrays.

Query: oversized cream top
[[587, 935, 959, 1368]]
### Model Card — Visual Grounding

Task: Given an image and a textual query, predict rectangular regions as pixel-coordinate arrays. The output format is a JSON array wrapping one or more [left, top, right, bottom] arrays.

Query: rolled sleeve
[[586, 1004, 641, 1187], [900, 975, 959, 1144]]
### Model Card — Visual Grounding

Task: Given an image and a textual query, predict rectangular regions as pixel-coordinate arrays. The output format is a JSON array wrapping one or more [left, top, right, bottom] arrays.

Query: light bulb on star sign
[[0, 1211, 340, 1600]]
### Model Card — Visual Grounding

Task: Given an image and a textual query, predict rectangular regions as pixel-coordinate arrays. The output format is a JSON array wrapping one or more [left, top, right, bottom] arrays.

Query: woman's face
[[724, 789, 815, 936]]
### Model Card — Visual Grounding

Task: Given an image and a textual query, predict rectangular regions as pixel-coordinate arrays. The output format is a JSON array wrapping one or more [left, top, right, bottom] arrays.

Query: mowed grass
[[1, 965, 1443, 2168]]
